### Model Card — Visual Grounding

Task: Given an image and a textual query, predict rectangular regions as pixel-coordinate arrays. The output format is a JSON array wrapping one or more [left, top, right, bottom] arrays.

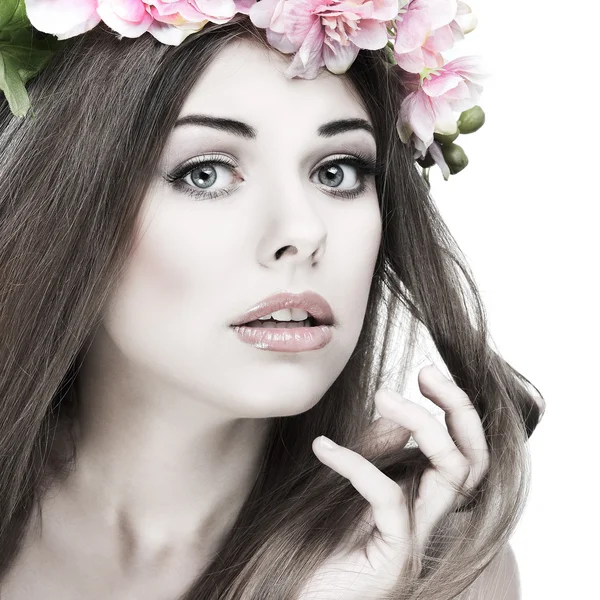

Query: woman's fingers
[[312, 435, 411, 554], [375, 388, 471, 536], [416, 365, 490, 492], [311, 364, 490, 574]]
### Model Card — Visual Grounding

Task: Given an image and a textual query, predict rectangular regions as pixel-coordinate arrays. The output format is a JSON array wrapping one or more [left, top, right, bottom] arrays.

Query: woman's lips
[[230, 321, 333, 352], [230, 290, 334, 327]]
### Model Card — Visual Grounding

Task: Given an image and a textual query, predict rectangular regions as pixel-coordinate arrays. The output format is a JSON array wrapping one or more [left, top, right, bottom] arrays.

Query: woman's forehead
[[178, 38, 372, 128]]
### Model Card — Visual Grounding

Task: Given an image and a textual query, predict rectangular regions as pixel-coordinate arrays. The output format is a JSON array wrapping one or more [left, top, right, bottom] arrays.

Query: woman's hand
[[299, 364, 490, 600]]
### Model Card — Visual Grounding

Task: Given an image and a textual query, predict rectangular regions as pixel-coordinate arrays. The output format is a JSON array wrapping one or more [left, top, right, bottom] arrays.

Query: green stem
[[422, 167, 431, 189]]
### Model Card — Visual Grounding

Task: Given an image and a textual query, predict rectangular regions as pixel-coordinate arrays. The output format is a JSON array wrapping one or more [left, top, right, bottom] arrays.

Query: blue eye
[[164, 152, 383, 201], [164, 154, 239, 200]]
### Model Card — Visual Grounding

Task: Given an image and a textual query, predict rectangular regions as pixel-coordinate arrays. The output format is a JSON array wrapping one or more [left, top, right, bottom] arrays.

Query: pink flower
[[24, 0, 256, 46], [252, 0, 398, 79], [249, 0, 298, 54], [437, 2, 478, 49], [233, 0, 258, 15], [149, 0, 238, 24], [145, 1, 257, 44], [144, 0, 235, 45], [392, 0, 458, 74], [396, 55, 487, 159], [101, 1, 246, 44], [96, 0, 154, 39], [25, 0, 102, 39], [143, 0, 218, 46]]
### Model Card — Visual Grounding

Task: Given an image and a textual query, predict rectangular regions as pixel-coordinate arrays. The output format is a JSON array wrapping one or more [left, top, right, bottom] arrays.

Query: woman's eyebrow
[[173, 114, 375, 141]]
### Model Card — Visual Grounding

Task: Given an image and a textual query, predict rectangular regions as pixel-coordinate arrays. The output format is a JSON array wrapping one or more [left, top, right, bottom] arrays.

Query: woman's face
[[101, 38, 382, 418]]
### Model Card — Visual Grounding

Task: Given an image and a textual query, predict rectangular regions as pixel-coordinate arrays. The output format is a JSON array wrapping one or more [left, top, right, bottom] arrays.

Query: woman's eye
[[312, 156, 380, 198], [313, 162, 360, 191], [168, 157, 239, 200], [187, 164, 234, 190], [165, 153, 380, 201]]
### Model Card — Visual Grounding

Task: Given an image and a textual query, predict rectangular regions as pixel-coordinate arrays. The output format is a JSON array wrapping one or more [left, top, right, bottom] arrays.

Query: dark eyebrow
[[317, 118, 375, 140], [173, 114, 375, 141]]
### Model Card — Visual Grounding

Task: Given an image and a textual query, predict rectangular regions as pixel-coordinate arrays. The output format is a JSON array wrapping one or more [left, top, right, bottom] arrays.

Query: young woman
[[0, 7, 544, 600]]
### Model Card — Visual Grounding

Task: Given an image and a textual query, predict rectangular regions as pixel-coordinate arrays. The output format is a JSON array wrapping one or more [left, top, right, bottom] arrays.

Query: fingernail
[[320, 436, 337, 450]]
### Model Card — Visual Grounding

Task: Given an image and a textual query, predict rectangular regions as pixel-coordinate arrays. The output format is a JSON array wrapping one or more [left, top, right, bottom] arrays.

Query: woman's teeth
[[243, 319, 313, 328]]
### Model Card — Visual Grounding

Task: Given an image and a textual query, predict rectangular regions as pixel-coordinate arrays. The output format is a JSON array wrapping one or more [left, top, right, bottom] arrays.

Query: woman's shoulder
[[467, 543, 521, 600]]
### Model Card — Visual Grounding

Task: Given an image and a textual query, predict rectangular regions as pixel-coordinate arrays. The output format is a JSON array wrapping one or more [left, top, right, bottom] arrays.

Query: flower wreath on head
[[0, 0, 488, 187]]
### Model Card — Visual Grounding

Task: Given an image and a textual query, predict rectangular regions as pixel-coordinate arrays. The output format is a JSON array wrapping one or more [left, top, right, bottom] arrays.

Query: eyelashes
[[164, 151, 384, 201]]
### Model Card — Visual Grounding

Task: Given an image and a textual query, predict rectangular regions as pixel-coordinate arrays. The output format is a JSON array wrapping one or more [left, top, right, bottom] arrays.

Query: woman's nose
[[259, 176, 328, 266]]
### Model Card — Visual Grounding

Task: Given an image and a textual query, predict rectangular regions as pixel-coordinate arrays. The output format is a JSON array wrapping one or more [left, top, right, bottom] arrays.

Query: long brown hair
[[0, 15, 543, 599]]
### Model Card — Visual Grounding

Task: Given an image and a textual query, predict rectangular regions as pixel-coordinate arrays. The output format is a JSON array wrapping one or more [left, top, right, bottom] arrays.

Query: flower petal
[[412, 135, 429, 158], [284, 18, 325, 79], [193, 0, 237, 18], [323, 39, 360, 73], [350, 18, 388, 50], [147, 19, 207, 45], [266, 28, 298, 54], [396, 108, 413, 145], [24, 0, 101, 37], [152, 2, 204, 21], [371, 0, 403, 21], [447, 83, 481, 112], [394, 10, 430, 54], [333, 1, 373, 18], [399, 89, 435, 147], [234, 0, 256, 15], [444, 55, 488, 83], [421, 46, 444, 69], [421, 70, 462, 97], [424, 24, 455, 53], [248, 0, 280, 28], [109, 0, 147, 22], [449, 19, 465, 43], [97, 2, 152, 37], [430, 96, 457, 135], [428, 141, 451, 180], [283, 0, 322, 46], [395, 48, 426, 74], [414, 0, 458, 31], [455, 0, 477, 34]]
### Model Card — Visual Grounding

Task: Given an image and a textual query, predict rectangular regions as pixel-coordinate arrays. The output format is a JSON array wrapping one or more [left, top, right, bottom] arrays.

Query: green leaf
[[4, 27, 57, 82], [0, 0, 29, 34], [0, 51, 30, 116], [0, 27, 57, 118]]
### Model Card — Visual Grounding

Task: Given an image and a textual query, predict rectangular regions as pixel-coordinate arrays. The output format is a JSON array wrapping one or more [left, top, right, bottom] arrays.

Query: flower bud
[[416, 152, 436, 168], [434, 130, 460, 145], [441, 143, 468, 175], [455, 5, 478, 35], [457, 106, 485, 134], [384, 42, 396, 65]]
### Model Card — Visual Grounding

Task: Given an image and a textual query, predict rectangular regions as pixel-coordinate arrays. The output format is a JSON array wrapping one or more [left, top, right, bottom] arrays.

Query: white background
[[412, 0, 599, 597]]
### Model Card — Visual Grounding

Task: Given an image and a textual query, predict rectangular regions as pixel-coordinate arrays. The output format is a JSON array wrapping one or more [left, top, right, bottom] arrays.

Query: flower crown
[[0, 0, 488, 186]]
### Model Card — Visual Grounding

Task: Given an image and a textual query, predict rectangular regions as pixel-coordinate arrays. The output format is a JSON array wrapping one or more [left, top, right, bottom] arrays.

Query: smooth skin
[[299, 364, 519, 600]]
